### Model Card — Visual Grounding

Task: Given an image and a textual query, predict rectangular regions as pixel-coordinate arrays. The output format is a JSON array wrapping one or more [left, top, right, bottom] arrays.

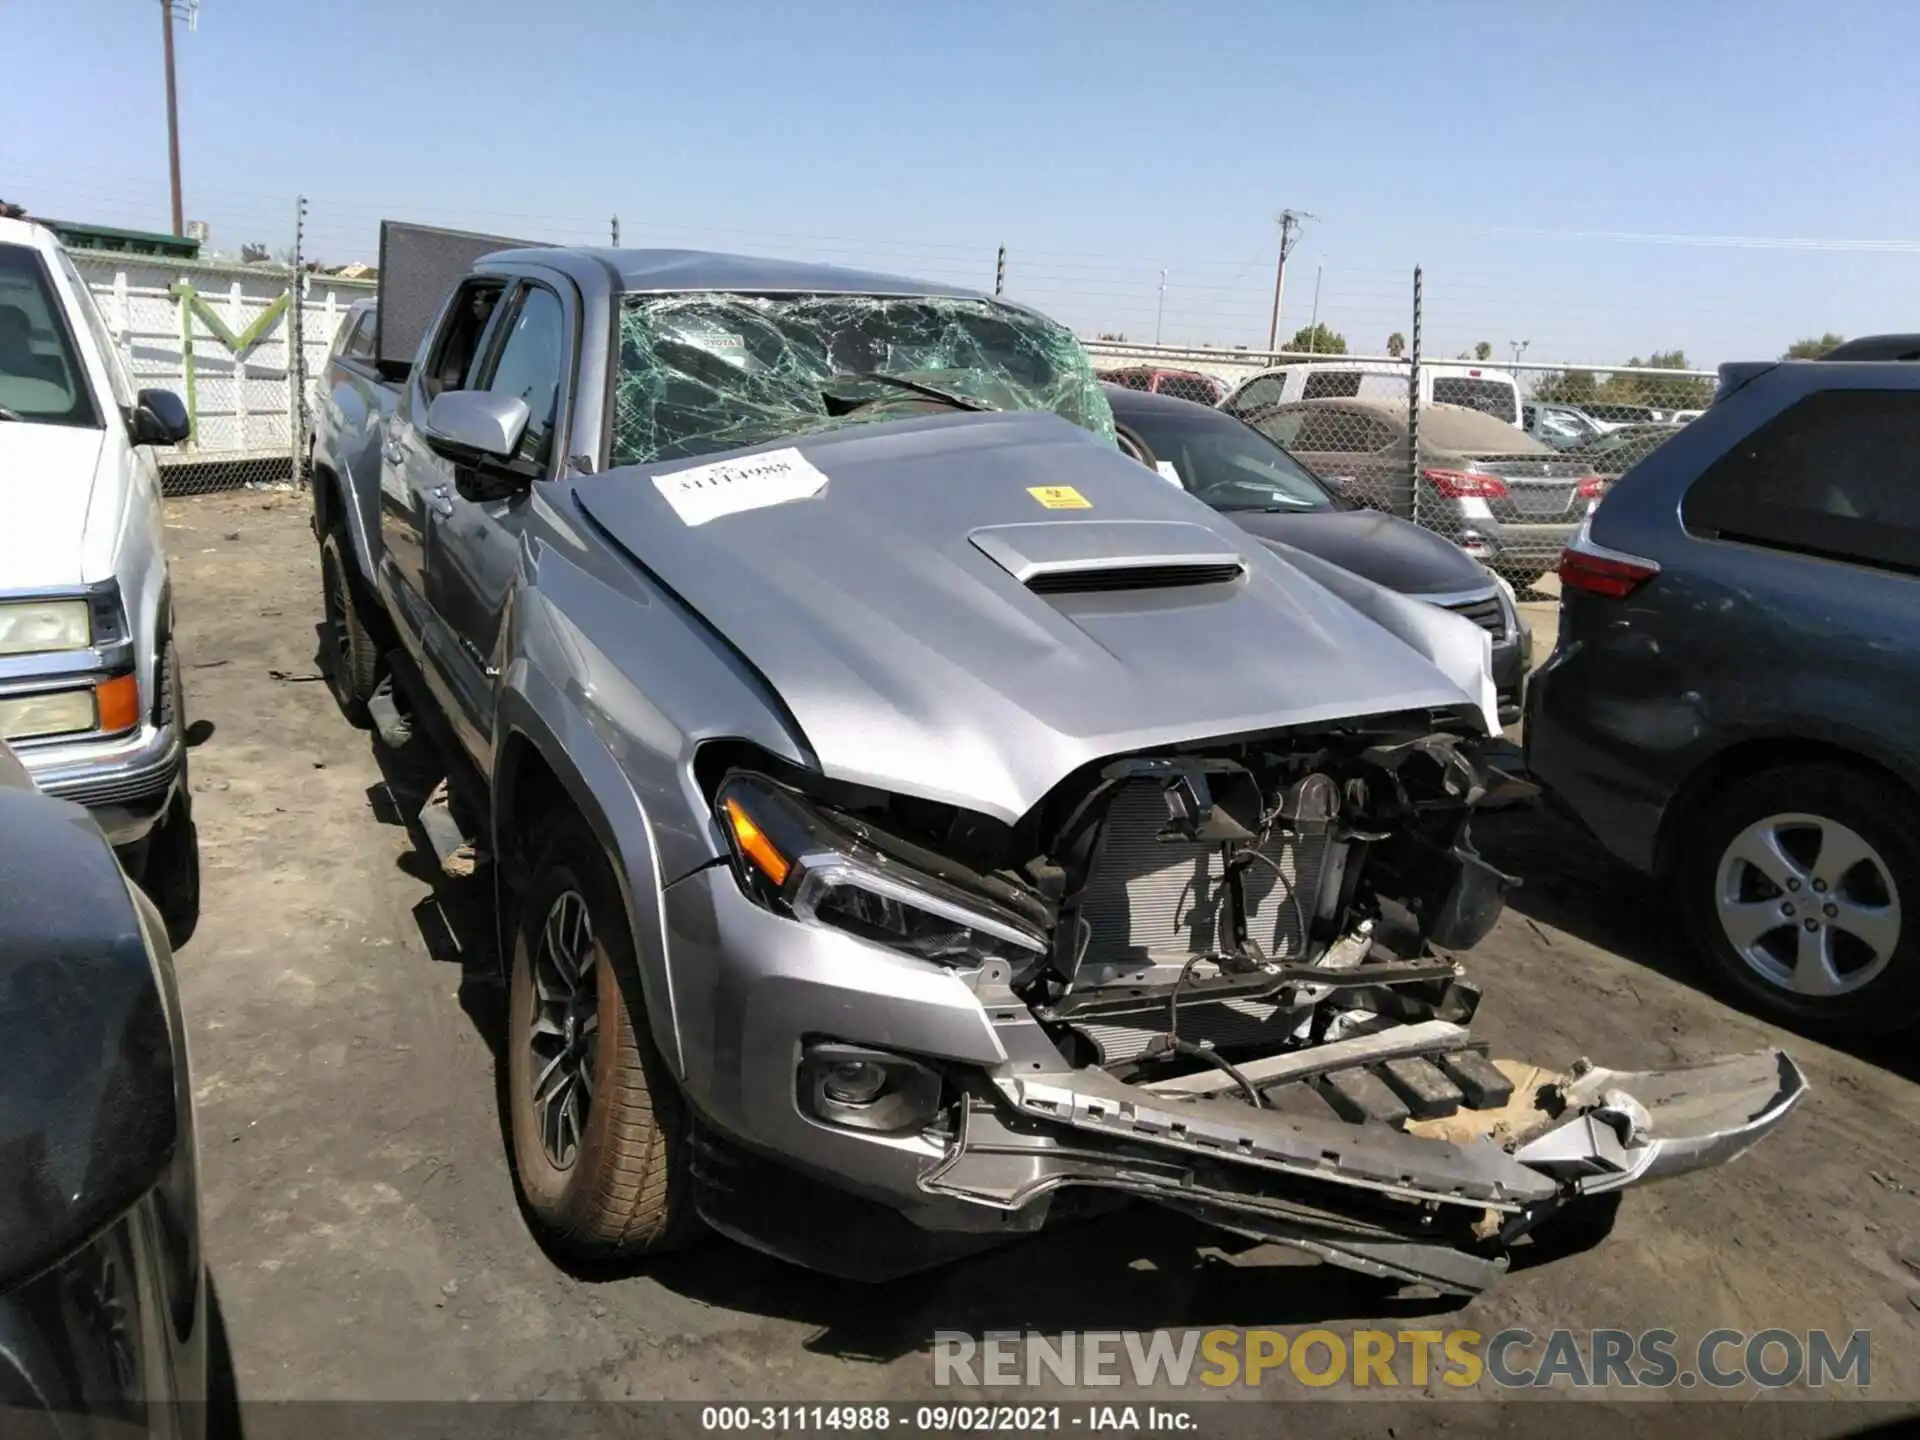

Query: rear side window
[[339, 311, 375, 362], [423, 281, 506, 399], [1294, 410, 1394, 452], [1683, 389, 1920, 574], [1228, 374, 1287, 415], [1301, 371, 1363, 399], [1432, 377, 1518, 421]]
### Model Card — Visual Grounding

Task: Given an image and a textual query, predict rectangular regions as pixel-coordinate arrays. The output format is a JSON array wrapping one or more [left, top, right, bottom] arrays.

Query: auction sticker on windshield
[[652, 448, 831, 527], [1028, 485, 1091, 509]]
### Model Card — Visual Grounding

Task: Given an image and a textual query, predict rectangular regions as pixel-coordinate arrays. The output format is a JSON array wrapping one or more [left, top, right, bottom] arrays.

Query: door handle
[[428, 486, 455, 518]]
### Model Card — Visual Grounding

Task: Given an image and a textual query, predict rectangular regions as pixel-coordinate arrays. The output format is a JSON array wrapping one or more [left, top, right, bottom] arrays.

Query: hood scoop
[[971, 520, 1247, 595]]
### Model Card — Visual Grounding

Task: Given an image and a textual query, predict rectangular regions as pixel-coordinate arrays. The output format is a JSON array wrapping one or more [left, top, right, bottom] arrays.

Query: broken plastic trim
[[610, 293, 1115, 469]]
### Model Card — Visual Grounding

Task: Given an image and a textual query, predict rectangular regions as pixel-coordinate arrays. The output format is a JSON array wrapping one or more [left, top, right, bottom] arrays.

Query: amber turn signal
[[95, 673, 141, 734], [723, 795, 790, 886]]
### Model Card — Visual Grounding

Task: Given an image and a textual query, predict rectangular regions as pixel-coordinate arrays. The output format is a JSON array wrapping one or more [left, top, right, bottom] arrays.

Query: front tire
[[1678, 764, 1919, 1034], [506, 812, 696, 1257]]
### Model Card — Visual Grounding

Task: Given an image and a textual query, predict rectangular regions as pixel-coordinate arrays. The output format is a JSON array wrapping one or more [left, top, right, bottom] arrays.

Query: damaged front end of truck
[[706, 711, 1806, 1295]]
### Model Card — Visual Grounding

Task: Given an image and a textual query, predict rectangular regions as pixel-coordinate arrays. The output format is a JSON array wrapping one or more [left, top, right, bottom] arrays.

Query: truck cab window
[[424, 282, 504, 399], [481, 286, 565, 474], [339, 312, 375, 362]]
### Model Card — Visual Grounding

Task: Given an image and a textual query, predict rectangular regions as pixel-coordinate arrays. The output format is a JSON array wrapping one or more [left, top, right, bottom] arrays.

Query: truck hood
[[0, 424, 105, 589], [572, 411, 1493, 823]]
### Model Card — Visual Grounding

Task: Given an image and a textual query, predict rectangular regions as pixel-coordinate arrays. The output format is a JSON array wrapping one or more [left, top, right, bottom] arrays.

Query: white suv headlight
[[0, 600, 92, 656], [0, 688, 97, 741]]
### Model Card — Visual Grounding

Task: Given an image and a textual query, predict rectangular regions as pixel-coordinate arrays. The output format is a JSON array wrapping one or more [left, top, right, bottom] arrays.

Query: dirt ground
[[165, 491, 1920, 1428]]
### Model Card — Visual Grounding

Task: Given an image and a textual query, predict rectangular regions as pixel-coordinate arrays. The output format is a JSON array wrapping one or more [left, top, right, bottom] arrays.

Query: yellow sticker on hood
[[1028, 485, 1091, 510]]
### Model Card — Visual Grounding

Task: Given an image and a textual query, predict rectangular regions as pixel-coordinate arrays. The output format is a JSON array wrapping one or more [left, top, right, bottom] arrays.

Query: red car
[[1095, 365, 1227, 406]]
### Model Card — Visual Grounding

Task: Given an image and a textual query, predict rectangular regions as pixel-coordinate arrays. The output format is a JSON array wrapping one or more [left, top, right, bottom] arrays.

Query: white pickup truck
[[0, 213, 199, 940]]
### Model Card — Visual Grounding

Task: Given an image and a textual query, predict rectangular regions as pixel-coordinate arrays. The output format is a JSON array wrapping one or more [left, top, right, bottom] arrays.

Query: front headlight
[[0, 688, 97, 741], [0, 600, 92, 656], [716, 774, 1047, 968]]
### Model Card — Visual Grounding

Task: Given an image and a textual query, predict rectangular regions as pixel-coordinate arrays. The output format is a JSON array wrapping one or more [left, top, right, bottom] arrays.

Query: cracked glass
[[609, 293, 1114, 469]]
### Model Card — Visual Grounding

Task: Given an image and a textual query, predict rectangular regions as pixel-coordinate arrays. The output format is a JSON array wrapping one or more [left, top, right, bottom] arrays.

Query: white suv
[[1225, 360, 1524, 427], [0, 214, 199, 939]]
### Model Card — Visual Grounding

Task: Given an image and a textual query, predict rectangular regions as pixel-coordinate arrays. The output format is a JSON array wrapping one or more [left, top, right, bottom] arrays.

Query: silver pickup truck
[[307, 222, 1801, 1292]]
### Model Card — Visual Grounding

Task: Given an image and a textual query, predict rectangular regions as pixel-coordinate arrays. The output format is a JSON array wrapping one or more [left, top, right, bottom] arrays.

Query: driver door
[[379, 279, 508, 665], [424, 280, 571, 765]]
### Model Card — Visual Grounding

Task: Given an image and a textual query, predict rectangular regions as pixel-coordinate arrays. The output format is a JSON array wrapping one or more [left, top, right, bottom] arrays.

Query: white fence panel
[[71, 252, 374, 485]]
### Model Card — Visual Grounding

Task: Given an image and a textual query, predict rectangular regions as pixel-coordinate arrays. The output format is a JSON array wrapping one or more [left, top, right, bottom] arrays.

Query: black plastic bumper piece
[[688, 1125, 1014, 1283]]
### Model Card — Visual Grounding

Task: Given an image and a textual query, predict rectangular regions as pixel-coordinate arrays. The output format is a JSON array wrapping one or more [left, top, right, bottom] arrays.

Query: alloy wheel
[[527, 889, 600, 1168], [1714, 811, 1902, 998]]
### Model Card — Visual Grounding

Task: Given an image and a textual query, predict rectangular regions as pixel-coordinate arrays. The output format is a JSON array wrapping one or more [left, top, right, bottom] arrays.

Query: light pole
[[159, 1, 199, 237], [1265, 209, 1316, 351], [1154, 268, 1167, 345], [1509, 339, 1530, 367]]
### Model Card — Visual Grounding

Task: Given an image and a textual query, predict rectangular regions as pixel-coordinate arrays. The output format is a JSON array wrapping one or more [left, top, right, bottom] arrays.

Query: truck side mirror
[[422, 391, 531, 466], [130, 388, 191, 447]]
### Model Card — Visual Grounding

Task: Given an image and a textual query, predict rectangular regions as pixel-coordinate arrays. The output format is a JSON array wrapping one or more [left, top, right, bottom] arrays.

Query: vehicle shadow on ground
[[639, 1214, 1470, 1363], [205, 1274, 243, 1439], [1473, 806, 1920, 1083]]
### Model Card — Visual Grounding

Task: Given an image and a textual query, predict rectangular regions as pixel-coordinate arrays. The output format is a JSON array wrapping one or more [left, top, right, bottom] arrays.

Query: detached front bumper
[[664, 867, 1807, 1291], [19, 719, 184, 846]]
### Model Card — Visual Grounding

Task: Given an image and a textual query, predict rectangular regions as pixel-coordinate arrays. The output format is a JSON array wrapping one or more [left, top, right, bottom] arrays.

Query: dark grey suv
[[1526, 352, 1920, 1032]]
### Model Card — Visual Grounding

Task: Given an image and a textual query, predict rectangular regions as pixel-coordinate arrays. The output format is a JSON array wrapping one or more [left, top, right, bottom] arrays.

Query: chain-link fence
[[71, 246, 371, 496], [49, 186, 1714, 568]]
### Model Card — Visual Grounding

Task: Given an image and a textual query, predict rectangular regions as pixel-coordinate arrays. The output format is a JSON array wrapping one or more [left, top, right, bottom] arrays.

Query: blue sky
[[5, 0, 1917, 365]]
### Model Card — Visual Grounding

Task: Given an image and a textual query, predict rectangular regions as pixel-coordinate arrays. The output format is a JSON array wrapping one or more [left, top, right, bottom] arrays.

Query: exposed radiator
[[1075, 780, 1335, 969]]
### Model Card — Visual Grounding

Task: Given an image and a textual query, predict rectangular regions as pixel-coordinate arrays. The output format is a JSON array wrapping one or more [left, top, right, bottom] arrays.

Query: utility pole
[[611, 215, 620, 246], [160, 0, 185, 235], [1154, 268, 1167, 345], [1266, 208, 1316, 352], [994, 246, 1006, 297]]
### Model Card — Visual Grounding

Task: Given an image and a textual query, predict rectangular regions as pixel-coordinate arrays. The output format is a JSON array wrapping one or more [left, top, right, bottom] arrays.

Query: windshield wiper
[[822, 371, 991, 415], [0, 407, 24, 422]]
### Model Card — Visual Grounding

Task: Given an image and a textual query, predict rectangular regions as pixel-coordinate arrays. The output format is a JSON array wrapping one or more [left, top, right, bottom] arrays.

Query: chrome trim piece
[[23, 720, 182, 809]]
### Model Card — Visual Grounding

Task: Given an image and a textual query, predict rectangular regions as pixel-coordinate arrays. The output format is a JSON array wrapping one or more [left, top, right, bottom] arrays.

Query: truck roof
[[482, 245, 994, 302], [372, 220, 1014, 371]]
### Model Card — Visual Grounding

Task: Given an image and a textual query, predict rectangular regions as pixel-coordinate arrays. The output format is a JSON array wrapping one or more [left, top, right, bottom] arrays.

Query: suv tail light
[[1559, 520, 1659, 599], [1423, 468, 1509, 499], [1575, 476, 1608, 500]]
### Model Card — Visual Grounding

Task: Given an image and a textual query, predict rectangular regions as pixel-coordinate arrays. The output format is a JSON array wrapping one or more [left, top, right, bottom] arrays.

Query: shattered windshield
[[608, 293, 1113, 468]]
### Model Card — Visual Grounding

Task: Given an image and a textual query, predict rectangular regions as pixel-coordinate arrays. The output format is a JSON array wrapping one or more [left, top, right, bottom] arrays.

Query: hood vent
[[970, 519, 1249, 597], [1026, 560, 1246, 594]]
